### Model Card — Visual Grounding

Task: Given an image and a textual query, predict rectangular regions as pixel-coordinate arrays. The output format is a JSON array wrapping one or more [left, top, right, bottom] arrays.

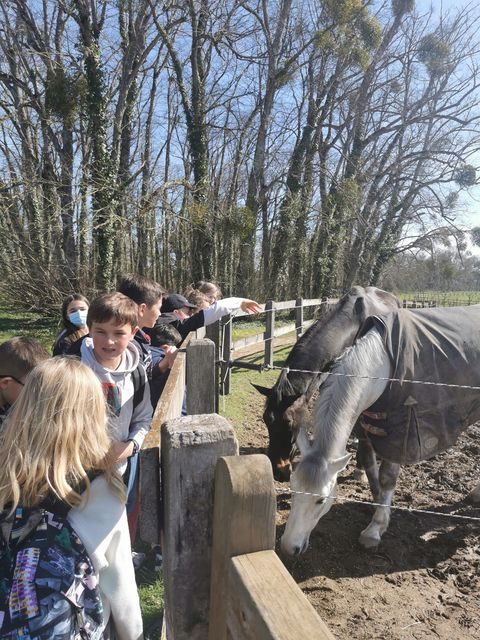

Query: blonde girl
[[0, 357, 143, 640]]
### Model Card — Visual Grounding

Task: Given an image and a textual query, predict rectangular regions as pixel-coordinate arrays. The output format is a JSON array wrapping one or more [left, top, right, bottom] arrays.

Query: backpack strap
[[132, 362, 147, 411]]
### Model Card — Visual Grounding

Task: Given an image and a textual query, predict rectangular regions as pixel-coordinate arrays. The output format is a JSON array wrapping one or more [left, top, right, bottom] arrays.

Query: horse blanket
[[358, 305, 480, 464]]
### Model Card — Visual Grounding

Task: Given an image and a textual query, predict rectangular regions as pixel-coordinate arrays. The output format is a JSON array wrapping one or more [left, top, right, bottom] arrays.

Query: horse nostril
[[292, 545, 301, 556], [274, 460, 292, 482]]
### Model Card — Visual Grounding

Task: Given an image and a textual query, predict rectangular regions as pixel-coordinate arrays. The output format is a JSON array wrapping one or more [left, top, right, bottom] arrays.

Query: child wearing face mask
[[52, 293, 90, 356]]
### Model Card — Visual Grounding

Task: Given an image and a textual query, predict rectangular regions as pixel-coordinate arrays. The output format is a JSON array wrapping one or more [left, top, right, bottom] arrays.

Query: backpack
[[0, 487, 104, 639], [66, 335, 147, 411]]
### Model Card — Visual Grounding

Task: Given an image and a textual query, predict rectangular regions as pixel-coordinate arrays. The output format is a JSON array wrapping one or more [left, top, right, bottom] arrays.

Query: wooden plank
[[186, 338, 216, 414], [227, 551, 335, 640], [162, 415, 239, 640], [139, 333, 191, 544], [264, 300, 275, 368], [208, 455, 276, 640], [272, 299, 296, 311], [231, 333, 265, 351], [295, 297, 303, 339], [273, 324, 296, 338], [221, 316, 232, 395], [231, 320, 315, 354], [205, 321, 220, 412], [303, 298, 331, 307]]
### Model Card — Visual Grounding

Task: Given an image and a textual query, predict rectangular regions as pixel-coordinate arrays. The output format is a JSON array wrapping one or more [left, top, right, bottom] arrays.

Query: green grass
[[219, 343, 294, 441], [398, 290, 480, 305], [134, 545, 164, 638], [232, 318, 295, 341], [0, 305, 57, 352]]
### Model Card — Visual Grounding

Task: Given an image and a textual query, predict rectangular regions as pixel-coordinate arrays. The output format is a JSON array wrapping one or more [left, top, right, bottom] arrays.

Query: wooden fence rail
[[209, 455, 334, 640]]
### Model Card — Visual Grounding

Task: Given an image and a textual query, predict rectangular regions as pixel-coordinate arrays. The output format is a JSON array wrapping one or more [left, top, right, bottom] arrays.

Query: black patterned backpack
[[0, 488, 104, 639]]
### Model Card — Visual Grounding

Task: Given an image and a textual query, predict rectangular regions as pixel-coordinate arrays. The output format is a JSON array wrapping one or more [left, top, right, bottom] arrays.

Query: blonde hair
[[0, 357, 126, 514]]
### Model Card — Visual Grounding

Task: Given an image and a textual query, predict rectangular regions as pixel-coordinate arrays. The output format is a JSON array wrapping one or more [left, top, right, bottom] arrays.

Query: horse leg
[[355, 436, 380, 499], [359, 460, 400, 549]]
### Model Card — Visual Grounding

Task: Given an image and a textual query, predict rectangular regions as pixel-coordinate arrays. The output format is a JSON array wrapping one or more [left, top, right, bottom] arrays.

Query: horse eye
[[316, 497, 327, 505]]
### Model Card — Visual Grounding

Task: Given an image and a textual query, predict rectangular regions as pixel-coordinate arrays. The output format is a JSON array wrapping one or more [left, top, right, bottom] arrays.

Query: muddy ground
[[239, 402, 480, 639]]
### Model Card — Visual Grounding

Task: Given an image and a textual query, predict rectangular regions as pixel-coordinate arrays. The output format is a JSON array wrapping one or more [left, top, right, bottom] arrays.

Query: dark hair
[[87, 293, 138, 330], [0, 337, 49, 379], [150, 323, 182, 348], [117, 273, 166, 307]]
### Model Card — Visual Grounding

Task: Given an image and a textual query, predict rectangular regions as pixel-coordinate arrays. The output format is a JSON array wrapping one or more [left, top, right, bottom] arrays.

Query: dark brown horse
[[253, 286, 401, 481]]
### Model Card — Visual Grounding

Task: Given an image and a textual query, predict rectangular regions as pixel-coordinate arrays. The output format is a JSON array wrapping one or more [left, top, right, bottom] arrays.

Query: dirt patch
[[239, 401, 480, 639]]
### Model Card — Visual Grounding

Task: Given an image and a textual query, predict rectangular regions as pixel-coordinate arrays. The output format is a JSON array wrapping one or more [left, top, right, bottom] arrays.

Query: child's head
[[87, 293, 138, 367], [0, 357, 125, 513], [0, 337, 49, 408], [150, 322, 182, 348], [87, 292, 138, 330], [117, 273, 166, 329], [161, 294, 196, 320], [193, 281, 222, 304], [61, 293, 89, 331], [186, 289, 210, 312]]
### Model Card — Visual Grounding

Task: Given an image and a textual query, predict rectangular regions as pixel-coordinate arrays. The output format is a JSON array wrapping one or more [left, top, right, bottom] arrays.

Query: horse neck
[[311, 328, 390, 460]]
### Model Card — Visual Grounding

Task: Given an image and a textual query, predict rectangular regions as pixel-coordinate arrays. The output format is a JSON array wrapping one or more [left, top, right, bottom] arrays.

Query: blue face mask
[[68, 309, 88, 327]]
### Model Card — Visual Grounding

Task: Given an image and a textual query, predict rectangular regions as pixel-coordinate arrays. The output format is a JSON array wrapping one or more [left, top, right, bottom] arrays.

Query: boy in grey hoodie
[[80, 293, 152, 476]]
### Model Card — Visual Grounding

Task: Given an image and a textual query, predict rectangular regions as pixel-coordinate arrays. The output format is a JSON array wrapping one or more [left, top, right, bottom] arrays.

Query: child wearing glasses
[[0, 336, 49, 427]]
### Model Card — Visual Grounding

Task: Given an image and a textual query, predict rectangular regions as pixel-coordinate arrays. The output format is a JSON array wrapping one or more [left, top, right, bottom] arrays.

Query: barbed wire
[[276, 487, 480, 523], [221, 358, 480, 392]]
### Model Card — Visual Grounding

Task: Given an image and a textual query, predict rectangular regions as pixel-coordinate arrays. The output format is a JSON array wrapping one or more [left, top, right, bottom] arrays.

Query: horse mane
[[310, 329, 386, 455], [293, 453, 329, 493]]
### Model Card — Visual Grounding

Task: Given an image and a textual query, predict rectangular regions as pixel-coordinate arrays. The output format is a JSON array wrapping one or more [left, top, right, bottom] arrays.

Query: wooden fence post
[[220, 315, 232, 396], [206, 321, 220, 411], [264, 300, 275, 368], [186, 338, 216, 414], [208, 455, 276, 640], [295, 297, 303, 339], [162, 414, 239, 640], [208, 455, 336, 640]]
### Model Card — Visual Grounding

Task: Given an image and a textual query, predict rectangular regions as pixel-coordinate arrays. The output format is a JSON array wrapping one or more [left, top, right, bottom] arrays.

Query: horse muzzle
[[273, 458, 292, 482]]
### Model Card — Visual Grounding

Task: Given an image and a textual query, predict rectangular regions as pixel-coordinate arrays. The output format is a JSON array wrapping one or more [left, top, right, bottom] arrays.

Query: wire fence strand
[[276, 487, 480, 523]]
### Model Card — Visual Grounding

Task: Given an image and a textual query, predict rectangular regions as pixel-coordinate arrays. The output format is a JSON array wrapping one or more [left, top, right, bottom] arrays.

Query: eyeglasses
[[0, 375, 25, 386]]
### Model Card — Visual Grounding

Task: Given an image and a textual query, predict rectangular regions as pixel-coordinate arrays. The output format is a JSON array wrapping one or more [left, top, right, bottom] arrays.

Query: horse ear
[[354, 296, 367, 322], [328, 453, 351, 474], [251, 382, 272, 397]]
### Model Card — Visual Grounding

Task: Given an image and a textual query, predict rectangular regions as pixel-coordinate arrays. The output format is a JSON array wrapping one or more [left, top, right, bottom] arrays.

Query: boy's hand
[[110, 440, 134, 463], [240, 299, 263, 314], [157, 345, 178, 373]]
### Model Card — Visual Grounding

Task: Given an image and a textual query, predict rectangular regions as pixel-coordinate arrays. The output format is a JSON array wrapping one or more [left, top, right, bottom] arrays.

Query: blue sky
[[415, 0, 480, 232]]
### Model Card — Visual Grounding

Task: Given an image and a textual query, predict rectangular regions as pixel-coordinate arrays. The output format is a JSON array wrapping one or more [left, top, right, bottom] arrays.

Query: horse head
[[280, 429, 351, 556], [252, 380, 316, 482]]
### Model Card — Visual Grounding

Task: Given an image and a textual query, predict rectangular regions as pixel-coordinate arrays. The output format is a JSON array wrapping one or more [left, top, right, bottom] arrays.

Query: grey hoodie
[[80, 337, 152, 474]]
